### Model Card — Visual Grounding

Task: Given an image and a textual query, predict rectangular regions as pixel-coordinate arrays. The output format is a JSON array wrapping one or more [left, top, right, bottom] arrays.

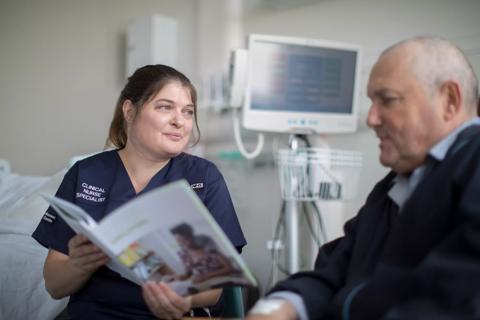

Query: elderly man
[[248, 36, 480, 319]]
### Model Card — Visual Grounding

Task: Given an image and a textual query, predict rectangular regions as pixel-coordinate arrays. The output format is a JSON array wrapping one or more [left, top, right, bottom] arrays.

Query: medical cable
[[307, 201, 327, 244], [302, 202, 322, 247], [266, 200, 290, 290], [232, 108, 265, 159]]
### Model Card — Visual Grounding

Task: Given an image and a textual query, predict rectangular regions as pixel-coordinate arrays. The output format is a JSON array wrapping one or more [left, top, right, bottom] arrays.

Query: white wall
[[0, 0, 198, 175], [195, 0, 244, 109]]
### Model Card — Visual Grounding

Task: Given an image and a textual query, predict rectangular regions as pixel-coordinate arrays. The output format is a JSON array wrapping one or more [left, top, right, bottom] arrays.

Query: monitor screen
[[242, 34, 362, 134]]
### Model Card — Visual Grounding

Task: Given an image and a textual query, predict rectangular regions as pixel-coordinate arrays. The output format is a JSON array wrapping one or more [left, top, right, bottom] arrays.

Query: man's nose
[[366, 103, 380, 128]]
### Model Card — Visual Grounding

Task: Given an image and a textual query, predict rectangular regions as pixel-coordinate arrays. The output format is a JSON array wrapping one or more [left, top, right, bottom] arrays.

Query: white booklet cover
[[42, 180, 256, 296]]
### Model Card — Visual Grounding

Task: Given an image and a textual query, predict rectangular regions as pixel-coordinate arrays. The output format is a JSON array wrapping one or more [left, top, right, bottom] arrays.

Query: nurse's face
[[125, 81, 195, 160]]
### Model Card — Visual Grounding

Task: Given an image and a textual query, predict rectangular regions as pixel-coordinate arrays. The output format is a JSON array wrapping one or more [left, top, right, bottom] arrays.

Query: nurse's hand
[[67, 234, 110, 275], [142, 281, 191, 319]]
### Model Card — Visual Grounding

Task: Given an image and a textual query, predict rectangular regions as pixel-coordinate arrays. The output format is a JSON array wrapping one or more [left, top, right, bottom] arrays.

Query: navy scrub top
[[32, 150, 246, 319]]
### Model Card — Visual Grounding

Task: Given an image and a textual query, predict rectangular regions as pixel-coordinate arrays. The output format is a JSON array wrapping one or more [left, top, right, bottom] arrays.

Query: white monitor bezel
[[242, 34, 362, 134]]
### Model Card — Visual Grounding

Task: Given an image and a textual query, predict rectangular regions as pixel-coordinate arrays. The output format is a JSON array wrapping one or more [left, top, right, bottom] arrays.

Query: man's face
[[366, 47, 445, 173]]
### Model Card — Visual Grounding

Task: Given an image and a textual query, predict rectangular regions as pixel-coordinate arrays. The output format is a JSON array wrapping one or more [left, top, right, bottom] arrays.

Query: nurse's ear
[[122, 100, 136, 124]]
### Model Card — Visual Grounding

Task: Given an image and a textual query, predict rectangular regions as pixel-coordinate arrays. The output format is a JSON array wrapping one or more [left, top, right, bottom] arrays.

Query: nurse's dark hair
[[106, 64, 200, 149]]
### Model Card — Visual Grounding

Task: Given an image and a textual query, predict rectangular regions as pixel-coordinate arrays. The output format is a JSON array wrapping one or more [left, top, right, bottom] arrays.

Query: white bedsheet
[[0, 170, 68, 320]]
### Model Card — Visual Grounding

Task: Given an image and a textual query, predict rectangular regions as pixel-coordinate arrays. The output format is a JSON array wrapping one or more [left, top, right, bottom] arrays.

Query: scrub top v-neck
[[105, 151, 172, 213], [32, 150, 246, 319]]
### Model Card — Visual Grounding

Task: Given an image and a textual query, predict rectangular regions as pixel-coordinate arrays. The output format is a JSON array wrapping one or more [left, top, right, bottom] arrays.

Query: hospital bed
[[0, 159, 68, 319]]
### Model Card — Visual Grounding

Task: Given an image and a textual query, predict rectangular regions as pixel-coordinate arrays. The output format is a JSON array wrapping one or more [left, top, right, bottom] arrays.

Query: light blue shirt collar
[[429, 117, 480, 161], [388, 117, 480, 209]]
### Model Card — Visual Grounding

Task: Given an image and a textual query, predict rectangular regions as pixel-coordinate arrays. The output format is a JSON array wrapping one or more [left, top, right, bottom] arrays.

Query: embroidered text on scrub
[[77, 182, 107, 202]]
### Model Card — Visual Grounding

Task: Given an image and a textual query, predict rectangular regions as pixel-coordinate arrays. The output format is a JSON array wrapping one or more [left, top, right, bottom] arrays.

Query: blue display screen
[[250, 41, 357, 114]]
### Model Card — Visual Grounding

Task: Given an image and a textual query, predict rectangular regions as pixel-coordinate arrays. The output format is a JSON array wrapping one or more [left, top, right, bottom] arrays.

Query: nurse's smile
[[164, 132, 183, 141]]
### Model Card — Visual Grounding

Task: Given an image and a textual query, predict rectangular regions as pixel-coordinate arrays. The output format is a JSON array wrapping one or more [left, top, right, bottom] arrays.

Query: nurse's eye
[[156, 105, 172, 111], [183, 108, 195, 118]]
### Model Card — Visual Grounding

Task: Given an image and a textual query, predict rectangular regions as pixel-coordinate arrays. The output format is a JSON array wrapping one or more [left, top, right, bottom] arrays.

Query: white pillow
[[0, 169, 69, 319], [0, 170, 66, 236]]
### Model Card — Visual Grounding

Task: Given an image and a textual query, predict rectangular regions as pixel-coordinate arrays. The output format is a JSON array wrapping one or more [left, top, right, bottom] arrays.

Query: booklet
[[42, 180, 257, 296]]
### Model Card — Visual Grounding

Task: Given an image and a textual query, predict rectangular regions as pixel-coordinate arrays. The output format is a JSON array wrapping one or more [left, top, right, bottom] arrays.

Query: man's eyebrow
[[370, 88, 399, 97]]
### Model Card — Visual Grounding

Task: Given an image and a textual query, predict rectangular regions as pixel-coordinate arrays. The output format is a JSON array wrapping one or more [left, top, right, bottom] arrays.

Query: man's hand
[[247, 299, 299, 320], [142, 281, 192, 319]]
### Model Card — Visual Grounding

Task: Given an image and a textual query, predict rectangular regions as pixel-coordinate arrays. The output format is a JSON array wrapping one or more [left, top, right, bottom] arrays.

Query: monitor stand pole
[[285, 134, 308, 274]]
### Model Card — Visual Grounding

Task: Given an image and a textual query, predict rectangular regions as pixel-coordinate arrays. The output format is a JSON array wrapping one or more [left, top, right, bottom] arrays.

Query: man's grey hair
[[382, 36, 479, 111]]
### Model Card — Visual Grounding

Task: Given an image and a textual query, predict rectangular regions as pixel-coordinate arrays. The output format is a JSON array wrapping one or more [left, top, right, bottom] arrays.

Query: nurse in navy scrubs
[[32, 65, 246, 319]]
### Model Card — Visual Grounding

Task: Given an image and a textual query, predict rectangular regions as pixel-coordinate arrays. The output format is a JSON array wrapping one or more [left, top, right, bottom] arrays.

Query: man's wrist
[[249, 298, 293, 315]]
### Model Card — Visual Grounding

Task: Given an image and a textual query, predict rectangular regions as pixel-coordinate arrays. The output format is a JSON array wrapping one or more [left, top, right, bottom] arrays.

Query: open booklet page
[[43, 180, 256, 296]]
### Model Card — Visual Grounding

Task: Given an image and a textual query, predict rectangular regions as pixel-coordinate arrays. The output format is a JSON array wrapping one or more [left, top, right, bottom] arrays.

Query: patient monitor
[[242, 34, 362, 135], [229, 34, 362, 158]]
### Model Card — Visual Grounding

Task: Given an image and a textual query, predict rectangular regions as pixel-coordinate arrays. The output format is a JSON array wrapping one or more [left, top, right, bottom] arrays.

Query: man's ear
[[440, 80, 462, 121], [122, 100, 136, 123]]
